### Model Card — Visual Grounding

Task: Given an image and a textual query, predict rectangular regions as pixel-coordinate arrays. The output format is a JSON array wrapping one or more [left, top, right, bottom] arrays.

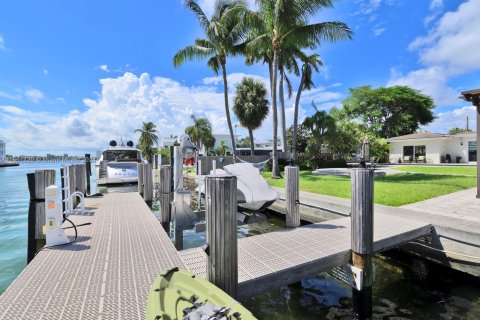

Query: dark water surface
[[1, 162, 479, 319]]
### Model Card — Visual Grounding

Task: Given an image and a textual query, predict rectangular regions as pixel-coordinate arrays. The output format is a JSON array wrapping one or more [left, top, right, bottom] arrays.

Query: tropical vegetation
[[233, 77, 269, 155], [185, 114, 215, 153], [173, 0, 244, 157], [135, 121, 158, 162], [215, 140, 229, 156]]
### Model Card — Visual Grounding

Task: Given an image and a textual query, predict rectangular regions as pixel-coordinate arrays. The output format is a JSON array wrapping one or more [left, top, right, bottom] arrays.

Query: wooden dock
[[0, 191, 431, 319], [180, 213, 430, 300], [0, 193, 183, 320]]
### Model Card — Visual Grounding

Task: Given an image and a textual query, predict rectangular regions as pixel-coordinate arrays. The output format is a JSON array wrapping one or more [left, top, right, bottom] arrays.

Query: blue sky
[[0, 0, 479, 154]]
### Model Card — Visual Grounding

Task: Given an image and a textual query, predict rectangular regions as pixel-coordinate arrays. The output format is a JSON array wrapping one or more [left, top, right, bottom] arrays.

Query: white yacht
[[95, 140, 146, 185]]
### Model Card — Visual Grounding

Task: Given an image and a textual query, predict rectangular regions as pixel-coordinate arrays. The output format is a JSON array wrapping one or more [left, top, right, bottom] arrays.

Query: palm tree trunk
[[248, 128, 255, 156], [279, 66, 287, 152], [292, 76, 304, 163], [271, 49, 280, 178], [221, 63, 237, 161]]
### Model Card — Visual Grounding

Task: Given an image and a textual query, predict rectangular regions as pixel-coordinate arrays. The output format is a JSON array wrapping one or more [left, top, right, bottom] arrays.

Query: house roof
[[387, 132, 449, 141], [387, 131, 477, 142]]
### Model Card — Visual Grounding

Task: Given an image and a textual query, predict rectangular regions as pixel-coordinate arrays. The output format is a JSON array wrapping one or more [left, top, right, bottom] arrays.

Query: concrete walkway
[[401, 187, 480, 223]]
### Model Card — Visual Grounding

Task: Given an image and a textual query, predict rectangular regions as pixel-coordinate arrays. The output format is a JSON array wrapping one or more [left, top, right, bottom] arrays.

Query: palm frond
[[185, 0, 210, 31], [173, 44, 214, 67]]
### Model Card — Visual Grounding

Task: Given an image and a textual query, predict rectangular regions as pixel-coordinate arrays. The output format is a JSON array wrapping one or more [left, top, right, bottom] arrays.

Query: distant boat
[[95, 140, 146, 185]]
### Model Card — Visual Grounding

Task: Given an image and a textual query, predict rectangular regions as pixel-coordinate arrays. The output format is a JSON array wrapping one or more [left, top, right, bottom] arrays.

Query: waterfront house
[[387, 131, 477, 164]]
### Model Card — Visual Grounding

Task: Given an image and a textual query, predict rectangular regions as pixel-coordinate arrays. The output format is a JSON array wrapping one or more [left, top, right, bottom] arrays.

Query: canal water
[[1, 162, 479, 319]]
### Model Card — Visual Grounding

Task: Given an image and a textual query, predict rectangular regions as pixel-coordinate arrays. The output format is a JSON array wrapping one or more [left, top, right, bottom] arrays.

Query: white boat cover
[[222, 163, 278, 211]]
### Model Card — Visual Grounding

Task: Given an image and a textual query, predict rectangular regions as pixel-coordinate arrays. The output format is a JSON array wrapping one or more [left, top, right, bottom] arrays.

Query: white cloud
[[429, 0, 443, 11], [43, 68, 49, 75], [96, 64, 110, 72], [372, 26, 386, 37], [388, 0, 480, 107], [0, 72, 343, 154], [0, 34, 5, 51], [25, 89, 45, 103], [423, 105, 477, 132], [387, 66, 458, 105], [0, 91, 21, 100], [410, 0, 480, 75], [197, 0, 256, 17]]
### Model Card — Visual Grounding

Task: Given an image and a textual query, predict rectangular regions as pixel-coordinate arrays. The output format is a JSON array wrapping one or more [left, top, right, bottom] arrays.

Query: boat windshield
[[104, 150, 141, 162]]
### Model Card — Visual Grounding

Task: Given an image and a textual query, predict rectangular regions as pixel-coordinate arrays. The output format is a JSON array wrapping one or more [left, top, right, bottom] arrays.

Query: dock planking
[[0, 191, 431, 319], [180, 213, 431, 300], [0, 193, 183, 320]]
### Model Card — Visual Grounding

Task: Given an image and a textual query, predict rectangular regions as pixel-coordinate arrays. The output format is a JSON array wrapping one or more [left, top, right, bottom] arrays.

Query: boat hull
[[96, 161, 139, 185]]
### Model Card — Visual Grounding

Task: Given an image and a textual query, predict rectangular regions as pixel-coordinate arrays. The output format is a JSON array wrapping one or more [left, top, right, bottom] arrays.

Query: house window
[[403, 146, 414, 161], [415, 145, 426, 161], [468, 141, 477, 162]]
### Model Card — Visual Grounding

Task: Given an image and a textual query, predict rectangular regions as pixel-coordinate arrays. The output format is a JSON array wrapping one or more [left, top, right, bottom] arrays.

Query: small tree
[[215, 140, 228, 156], [135, 121, 158, 162], [185, 115, 214, 150], [302, 102, 336, 156], [233, 77, 269, 155]]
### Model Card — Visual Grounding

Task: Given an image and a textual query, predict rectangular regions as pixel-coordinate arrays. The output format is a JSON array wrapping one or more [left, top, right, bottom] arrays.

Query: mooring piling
[[143, 163, 153, 202], [138, 163, 144, 196], [27, 169, 55, 263], [285, 165, 300, 228], [159, 165, 172, 231], [84, 153, 91, 195], [351, 168, 374, 320], [205, 174, 238, 298]]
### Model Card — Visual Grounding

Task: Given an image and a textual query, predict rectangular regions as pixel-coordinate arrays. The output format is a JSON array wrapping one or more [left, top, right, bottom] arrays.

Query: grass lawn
[[261, 171, 477, 207], [394, 165, 477, 176]]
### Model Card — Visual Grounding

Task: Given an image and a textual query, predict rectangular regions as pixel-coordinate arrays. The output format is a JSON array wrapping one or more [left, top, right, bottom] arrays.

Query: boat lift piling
[[351, 168, 374, 320], [285, 165, 300, 228], [205, 174, 238, 298], [84, 153, 91, 195], [159, 165, 172, 232], [26, 169, 55, 263]]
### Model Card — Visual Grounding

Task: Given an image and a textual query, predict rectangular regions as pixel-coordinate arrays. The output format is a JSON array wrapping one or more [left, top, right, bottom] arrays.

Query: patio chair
[[403, 156, 411, 163], [417, 156, 426, 163]]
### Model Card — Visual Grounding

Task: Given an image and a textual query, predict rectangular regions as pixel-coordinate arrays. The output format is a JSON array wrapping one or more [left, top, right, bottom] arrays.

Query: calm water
[[1, 162, 479, 319]]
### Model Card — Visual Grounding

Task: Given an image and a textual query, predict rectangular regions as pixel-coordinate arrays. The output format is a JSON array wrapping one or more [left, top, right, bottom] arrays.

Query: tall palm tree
[[292, 52, 323, 161], [245, 0, 352, 177], [215, 140, 229, 156], [174, 0, 246, 158], [185, 114, 213, 150], [135, 121, 158, 162], [233, 77, 270, 155]]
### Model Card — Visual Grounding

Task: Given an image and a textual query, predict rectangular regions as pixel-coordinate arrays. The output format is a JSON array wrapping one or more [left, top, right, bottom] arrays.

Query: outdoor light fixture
[[460, 141, 463, 146]]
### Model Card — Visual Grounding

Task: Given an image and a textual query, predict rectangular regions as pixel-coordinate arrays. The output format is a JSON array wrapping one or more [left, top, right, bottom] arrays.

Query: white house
[[387, 131, 477, 164], [0, 139, 5, 163]]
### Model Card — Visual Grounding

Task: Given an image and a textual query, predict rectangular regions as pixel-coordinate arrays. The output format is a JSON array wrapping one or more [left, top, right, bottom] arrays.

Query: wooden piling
[[85, 154, 91, 195], [351, 168, 374, 320], [285, 166, 300, 228], [205, 174, 238, 298], [159, 165, 172, 230], [143, 163, 153, 202], [137, 163, 144, 196], [27, 169, 55, 263]]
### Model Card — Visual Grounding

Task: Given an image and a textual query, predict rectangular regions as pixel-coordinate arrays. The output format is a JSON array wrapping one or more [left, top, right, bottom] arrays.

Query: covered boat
[[95, 140, 146, 185], [198, 163, 278, 211]]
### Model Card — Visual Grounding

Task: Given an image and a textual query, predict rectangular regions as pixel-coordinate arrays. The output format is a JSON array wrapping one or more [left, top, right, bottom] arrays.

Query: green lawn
[[262, 171, 477, 207], [394, 165, 477, 176]]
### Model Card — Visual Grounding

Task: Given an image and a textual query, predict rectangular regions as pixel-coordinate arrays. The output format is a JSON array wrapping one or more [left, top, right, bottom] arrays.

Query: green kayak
[[146, 267, 257, 320]]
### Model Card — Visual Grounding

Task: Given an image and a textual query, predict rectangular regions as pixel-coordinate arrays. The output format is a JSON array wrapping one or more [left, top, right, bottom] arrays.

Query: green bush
[[312, 158, 348, 169]]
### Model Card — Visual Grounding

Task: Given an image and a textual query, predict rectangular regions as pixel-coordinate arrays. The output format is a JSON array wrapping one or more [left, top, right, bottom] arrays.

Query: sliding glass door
[[468, 141, 477, 162]]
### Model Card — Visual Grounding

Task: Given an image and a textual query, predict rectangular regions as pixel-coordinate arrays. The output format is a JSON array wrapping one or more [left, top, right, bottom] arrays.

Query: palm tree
[[292, 52, 323, 161], [233, 77, 270, 155], [174, 0, 246, 158], [135, 121, 158, 162], [185, 114, 213, 150], [215, 140, 229, 156], [203, 134, 216, 155], [245, 0, 352, 177], [303, 102, 336, 155]]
